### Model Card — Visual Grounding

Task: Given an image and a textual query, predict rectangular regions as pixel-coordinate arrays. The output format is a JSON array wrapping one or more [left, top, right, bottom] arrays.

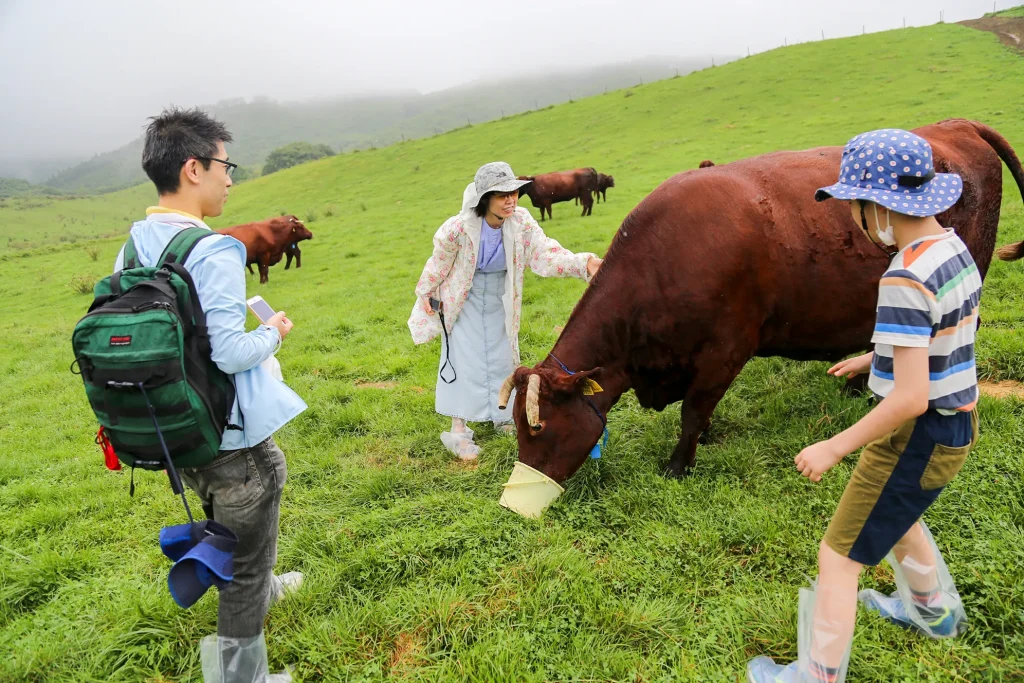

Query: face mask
[[872, 204, 896, 246]]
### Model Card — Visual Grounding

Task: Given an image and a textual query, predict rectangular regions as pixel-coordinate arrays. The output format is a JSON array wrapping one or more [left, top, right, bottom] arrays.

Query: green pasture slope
[[1, 19, 1023, 682]]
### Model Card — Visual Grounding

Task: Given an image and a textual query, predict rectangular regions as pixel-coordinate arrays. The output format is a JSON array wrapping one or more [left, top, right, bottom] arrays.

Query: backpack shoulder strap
[[123, 236, 140, 269], [156, 227, 218, 347], [158, 227, 216, 267]]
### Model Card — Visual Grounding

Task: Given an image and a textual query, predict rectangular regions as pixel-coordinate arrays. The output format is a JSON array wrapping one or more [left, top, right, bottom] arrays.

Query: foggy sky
[[0, 0, 1007, 162]]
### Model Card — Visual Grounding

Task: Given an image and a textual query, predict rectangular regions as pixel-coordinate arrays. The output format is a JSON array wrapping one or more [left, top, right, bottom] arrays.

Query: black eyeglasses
[[191, 156, 238, 177]]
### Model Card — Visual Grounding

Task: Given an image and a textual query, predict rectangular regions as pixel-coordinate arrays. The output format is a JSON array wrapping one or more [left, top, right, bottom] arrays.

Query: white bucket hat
[[464, 162, 532, 210]]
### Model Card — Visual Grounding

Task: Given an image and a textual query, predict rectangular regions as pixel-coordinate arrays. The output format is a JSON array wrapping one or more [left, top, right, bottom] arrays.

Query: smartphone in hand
[[246, 295, 276, 324]]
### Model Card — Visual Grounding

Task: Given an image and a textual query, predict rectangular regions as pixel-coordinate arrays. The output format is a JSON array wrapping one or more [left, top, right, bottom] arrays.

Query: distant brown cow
[[218, 215, 313, 284], [698, 160, 715, 168], [596, 172, 615, 202], [519, 169, 596, 220]]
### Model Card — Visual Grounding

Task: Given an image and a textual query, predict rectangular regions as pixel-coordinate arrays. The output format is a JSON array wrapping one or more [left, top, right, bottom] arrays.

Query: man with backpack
[[110, 108, 306, 681]]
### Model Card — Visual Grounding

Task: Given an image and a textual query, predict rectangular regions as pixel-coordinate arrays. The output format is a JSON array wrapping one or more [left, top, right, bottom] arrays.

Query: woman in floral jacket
[[408, 161, 602, 459]]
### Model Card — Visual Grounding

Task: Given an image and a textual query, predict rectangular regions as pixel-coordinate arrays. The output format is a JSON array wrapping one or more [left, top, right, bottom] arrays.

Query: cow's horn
[[526, 374, 542, 429], [498, 372, 516, 409]]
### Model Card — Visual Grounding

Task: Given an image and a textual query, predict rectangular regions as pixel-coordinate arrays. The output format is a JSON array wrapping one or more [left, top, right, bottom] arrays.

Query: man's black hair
[[142, 107, 233, 195]]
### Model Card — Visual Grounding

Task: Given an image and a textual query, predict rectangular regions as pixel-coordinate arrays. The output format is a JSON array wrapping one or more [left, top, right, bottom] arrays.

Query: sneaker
[[747, 656, 800, 683], [858, 589, 963, 638], [494, 422, 516, 434], [271, 571, 304, 604]]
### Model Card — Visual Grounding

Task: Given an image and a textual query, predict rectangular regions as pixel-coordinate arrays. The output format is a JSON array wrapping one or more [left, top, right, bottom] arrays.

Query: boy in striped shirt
[[748, 129, 980, 683]]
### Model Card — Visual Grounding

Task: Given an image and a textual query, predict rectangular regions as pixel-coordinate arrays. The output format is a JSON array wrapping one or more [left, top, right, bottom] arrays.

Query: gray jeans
[[180, 437, 287, 638]]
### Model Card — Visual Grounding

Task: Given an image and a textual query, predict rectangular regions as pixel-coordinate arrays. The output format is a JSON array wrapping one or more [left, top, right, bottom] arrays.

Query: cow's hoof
[[663, 461, 693, 479]]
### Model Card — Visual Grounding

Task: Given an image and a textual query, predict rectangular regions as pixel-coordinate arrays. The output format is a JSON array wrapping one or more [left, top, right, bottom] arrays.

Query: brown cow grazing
[[595, 173, 615, 202], [497, 119, 1024, 484], [219, 215, 313, 284], [519, 168, 596, 220], [699, 160, 716, 168]]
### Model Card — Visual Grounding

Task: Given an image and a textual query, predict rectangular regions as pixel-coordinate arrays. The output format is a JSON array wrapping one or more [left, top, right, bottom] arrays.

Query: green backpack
[[71, 227, 238, 482]]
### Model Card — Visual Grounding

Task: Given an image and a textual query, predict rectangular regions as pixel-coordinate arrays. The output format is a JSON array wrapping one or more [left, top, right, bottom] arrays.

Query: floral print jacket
[[408, 183, 595, 364]]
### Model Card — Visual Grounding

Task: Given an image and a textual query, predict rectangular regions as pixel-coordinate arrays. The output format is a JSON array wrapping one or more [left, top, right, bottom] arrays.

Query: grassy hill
[[0, 177, 68, 199], [0, 20, 1022, 682], [0, 183, 153, 250], [38, 57, 716, 194]]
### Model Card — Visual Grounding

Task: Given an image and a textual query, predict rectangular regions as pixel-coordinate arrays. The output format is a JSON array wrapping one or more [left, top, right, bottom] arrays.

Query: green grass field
[[1, 20, 1023, 682]]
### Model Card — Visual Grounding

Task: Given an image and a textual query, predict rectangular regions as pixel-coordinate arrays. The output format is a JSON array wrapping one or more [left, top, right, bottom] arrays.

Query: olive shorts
[[824, 409, 978, 566]]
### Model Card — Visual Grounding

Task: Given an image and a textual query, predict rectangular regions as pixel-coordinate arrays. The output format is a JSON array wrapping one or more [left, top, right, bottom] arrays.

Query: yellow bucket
[[499, 461, 565, 519]]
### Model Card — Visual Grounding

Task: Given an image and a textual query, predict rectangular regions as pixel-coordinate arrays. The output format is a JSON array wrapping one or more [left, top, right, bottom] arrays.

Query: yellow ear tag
[[582, 378, 604, 395]]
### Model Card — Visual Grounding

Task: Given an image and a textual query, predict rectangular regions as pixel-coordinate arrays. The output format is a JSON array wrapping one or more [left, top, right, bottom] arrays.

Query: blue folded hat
[[161, 520, 238, 609], [167, 527, 238, 608], [815, 129, 963, 217], [160, 519, 234, 561]]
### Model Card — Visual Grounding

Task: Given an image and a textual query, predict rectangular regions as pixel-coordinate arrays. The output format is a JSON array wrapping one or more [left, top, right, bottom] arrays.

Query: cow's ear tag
[[581, 378, 604, 395]]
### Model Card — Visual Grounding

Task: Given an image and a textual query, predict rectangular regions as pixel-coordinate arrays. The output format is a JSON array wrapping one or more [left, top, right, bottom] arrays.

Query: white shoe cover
[[440, 429, 480, 460], [797, 582, 852, 683], [270, 571, 304, 604], [201, 632, 292, 683], [859, 520, 966, 639]]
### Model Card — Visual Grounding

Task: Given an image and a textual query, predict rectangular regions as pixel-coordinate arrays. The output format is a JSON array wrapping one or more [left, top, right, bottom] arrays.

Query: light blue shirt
[[114, 210, 307, 451], [476, 218, 506, 272]]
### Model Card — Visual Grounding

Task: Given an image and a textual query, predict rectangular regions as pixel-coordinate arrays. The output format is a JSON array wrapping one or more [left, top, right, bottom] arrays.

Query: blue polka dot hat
[[815, 129, 962, 217]]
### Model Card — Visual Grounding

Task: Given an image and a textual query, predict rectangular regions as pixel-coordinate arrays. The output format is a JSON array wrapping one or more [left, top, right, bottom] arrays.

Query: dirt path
[[979, 379, 1024, 400], [960, 15, 1024, 52]]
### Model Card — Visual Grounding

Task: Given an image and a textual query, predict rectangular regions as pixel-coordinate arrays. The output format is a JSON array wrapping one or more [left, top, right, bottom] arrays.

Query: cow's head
[[284, 215, 314, 242], [605, 174, 615, 188], [498, 364, 606, 483]]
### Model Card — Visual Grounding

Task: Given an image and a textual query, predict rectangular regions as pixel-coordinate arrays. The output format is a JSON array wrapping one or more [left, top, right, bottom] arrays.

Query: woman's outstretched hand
[[587, 256, 603, 278]]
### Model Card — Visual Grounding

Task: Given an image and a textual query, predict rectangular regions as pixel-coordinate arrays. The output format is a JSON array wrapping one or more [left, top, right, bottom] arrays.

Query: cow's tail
[[968, 121, 1024, 261]]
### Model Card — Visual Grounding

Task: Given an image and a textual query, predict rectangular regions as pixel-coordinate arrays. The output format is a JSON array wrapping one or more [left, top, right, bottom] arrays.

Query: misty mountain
[[35, 56, 728, 194]]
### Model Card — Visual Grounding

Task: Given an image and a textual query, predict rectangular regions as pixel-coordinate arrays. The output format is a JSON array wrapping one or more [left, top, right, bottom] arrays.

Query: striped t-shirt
[[869, 229, 981, 413]]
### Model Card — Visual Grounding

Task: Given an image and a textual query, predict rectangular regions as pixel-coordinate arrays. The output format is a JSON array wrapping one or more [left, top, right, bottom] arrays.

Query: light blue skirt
[[435, 270, 516, 423]]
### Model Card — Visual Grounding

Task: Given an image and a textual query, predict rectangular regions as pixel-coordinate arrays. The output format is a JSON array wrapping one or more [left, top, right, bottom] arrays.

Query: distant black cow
[[596, 172, 615, 202], [284, 242, 302, 269], [247, 241, 303, 276]]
